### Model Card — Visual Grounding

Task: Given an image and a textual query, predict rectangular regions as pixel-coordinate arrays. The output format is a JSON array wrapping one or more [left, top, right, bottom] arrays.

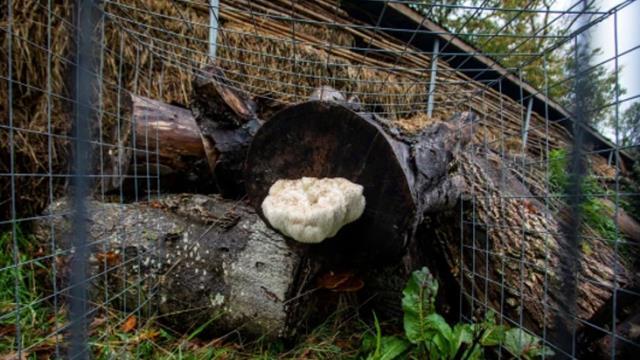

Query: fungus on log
[[244, 100, 475, 266], [190, 66, 262, 197], [34, 194, 318, 338], [262, 177, 366, 244]]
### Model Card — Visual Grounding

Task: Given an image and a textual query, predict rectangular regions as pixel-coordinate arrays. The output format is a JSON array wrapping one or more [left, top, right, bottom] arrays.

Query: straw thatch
[[0, 0, 207, 221], [0, 0, 619, 224]]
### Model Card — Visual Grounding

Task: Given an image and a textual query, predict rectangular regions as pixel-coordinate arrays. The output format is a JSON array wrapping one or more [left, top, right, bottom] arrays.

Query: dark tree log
[[580, 284, 640, 358], [242, 96, 636, 354], [244, 100, 474, 267], [104, 95, 214, 194], [191, 66, 262, 197], [428, 150, 635, 352], [104, 76, 264, 197], [34, 194, 319, 338], [591, 311, 640, 358]]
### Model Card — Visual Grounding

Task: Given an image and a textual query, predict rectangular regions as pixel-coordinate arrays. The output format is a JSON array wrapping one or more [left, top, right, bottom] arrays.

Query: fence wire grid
[[1, 0, 639, 359]]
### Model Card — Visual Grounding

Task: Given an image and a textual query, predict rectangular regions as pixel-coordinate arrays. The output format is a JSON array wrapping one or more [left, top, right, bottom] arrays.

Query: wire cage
[[1, 0, 638, 358]]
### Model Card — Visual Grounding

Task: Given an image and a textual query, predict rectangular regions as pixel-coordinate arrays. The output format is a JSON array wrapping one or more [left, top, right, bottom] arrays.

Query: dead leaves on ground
[[121, 315, 137, 333], [94, 251, 121, 267]]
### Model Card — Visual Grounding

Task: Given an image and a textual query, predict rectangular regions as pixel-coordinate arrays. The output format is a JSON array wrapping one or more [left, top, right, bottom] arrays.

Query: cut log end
[[245, 101, 473, 266], [245, 101, 416, 265]]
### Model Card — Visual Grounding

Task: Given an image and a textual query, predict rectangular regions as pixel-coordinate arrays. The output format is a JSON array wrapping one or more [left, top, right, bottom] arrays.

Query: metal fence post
[[427, 38, 439, 117], [209, 0, 220, 60], [521, 97, 533, 152]]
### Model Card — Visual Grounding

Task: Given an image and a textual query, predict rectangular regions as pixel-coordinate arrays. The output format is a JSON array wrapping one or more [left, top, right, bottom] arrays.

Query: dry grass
[[0, 0, 208, 220], [0, 0, 618, 222], [217, 21, 428, 118]]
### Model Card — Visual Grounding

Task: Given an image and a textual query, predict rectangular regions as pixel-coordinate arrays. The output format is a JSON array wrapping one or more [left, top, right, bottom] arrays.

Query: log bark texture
[[191, 66, 262, 197], [427, 150, 635, 348], [34, 194, 318, 338], [104, 95, 214, 194]]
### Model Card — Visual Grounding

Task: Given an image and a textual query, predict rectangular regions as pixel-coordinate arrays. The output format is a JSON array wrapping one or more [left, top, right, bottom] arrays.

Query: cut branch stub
[[103, 95, 213, 194], [191, 66, 262, 197], [244, 101, 474, 265], [191, 66, 258, 129]]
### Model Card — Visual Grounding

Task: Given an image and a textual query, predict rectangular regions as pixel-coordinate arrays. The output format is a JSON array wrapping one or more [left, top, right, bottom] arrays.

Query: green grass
[[0, 225, 59, 358], [89, 305, 370, 360]]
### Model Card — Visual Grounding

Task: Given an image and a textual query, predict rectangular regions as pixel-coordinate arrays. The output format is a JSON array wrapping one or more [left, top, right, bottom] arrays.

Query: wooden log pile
[[35, 66, 638, 356]]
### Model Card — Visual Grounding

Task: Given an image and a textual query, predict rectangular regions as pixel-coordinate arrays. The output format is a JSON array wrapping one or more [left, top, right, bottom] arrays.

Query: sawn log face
[[244, 101, 473, 266]]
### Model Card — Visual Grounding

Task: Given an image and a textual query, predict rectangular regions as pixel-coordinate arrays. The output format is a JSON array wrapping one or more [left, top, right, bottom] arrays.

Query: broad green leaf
[[471, 310, 506, 347], [479, 324, 506, 347], [422, 314, 452, 359], [402, 267, 438, 344], [362, 332, 377, 354], [450, 323, 473, 355], [366, 336, 411, 360], [503, 328, 554, 359]]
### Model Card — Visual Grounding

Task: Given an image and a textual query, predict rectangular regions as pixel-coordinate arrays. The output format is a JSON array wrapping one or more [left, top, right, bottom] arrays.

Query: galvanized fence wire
[[1, 0, 638, 359]]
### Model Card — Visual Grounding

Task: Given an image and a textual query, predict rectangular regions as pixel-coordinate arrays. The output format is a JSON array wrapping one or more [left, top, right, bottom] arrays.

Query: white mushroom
[[261, 177, 366, 243]]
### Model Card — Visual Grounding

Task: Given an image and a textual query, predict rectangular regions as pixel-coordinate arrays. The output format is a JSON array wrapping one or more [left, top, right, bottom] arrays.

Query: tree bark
[[103, 95, 215, 194], [191, 66, 262, 198], [427, 151, 635, 350], [34, 194, 319, 339], [244, 100, 474, 267]]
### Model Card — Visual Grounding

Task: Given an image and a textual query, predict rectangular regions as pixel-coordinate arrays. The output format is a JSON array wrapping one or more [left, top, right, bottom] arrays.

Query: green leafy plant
[[503, 328, 555, 360], [362, 313, 410, 360], [402, 265, 437, 344], [549, 148, 622, 248], [362, 267, 552, 360]]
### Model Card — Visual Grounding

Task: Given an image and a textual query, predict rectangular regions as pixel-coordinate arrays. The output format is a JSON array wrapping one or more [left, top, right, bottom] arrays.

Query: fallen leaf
[[138, 329, 160, 341], [149, 200, 163, 209], [522, 199, 538, 214], [316, 271, 353, 290], [0, 325, 16, 337], [88, 316, 107, 335], [330, 277, 364, 292], [121, 315, 137, 333], [95, 251, 120, 267], [0, 352, 28, 360], [186, 339, 205, 351]]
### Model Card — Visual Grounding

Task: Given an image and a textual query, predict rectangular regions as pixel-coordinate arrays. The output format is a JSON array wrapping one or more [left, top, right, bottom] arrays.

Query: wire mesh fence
[[1, 0, 638, 358]]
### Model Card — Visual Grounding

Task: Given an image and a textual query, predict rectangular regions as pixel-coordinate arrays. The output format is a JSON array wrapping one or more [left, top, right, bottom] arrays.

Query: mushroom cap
[[261, 177, 366, 243]]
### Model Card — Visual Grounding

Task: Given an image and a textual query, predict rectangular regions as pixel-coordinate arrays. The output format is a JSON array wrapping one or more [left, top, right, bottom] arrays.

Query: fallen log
[[103, 95, 214, 194], [244, 100, 474, 267], [428, 150, 634, 350], [34, 194, 319, 338], [104, 78, 263, 198], [93, 86, 634, 351], [242, 95, 636, 353]]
